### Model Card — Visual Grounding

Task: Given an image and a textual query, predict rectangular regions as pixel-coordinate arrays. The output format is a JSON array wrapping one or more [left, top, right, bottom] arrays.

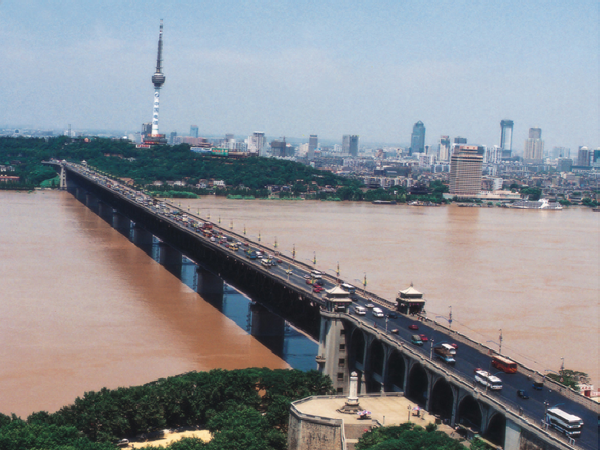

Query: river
[[0, 191, 597, 417]]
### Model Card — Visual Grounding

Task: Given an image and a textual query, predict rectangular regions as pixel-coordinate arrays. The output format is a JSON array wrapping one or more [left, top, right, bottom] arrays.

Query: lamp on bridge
[[258, 231, 261, 242], [274, 236, 278, 250], [292, 244, 296, 260], [230, 220, 233, 230], [243, 224, 246, 235], [313, 251, 316, 266]]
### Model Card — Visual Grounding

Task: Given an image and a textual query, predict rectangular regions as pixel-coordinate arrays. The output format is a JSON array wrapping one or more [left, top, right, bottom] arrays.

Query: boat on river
[[509, 199, 562, 210]]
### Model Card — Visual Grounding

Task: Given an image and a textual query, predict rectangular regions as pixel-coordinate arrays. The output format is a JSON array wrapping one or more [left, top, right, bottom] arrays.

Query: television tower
[[144, 20, 167, 146]]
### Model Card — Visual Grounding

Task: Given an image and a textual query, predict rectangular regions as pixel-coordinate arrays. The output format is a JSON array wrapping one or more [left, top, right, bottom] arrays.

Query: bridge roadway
[[51, 161, 598, 450]]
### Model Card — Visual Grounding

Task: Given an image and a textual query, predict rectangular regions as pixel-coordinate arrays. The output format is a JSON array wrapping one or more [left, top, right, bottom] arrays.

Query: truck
[[433, 346, 456, 364]]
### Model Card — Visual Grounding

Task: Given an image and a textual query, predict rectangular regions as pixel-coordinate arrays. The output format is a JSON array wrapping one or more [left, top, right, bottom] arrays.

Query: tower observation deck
[[144, 20, 167, 146]]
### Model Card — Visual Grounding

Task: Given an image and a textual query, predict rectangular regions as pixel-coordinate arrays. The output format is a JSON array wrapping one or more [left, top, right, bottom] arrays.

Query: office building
[[410, 121, 426, 155], [439, 136, 451, 162], [500, 120, 513, 159], [308, 135, 318, 160], [141, 122, 152, 140], [577, 146, 590, 166], [449, 145, 484, 196], [190, 125, 199, 138], [169, 131, 177, 144], [552, 147, 569, 159], [248, 132, 266, 155], [523, 128, 544, 162], [557, 158, 573, 173], [342, 135, 359, 157]]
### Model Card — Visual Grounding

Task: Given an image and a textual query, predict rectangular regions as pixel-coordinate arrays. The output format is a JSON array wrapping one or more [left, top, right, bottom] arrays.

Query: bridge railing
[[416, 312, 599, 413]]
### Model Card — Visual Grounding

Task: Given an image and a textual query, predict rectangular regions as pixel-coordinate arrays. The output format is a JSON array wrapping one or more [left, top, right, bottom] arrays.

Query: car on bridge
[[408, 324, 419, 330], [517, 389, 529, 399], [419, 334, 429, 342]]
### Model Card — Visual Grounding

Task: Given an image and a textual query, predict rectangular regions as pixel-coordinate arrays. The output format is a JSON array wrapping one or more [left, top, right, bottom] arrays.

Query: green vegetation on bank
[[0, 136, 357, 194], [0, 368, 333, 450], [355, 422, 489, 450]]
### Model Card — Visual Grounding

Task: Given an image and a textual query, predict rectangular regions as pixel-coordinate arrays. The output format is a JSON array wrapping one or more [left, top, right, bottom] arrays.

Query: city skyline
[[1, 1, 598, 151]]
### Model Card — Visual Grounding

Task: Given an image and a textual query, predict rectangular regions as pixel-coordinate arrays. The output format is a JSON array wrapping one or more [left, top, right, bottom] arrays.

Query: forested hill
[[0, 136, 358, 191]]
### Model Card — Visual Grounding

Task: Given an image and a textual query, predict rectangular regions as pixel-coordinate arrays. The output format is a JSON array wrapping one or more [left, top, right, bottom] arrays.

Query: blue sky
[[2, 0, 598, 151]]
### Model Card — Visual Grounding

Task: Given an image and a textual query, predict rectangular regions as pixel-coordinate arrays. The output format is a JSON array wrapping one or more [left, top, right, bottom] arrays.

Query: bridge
[[44, 161, 598, 450]]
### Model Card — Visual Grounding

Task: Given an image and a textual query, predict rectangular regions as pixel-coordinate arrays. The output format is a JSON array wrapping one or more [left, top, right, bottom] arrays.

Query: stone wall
[[288, 405, 343, 450]]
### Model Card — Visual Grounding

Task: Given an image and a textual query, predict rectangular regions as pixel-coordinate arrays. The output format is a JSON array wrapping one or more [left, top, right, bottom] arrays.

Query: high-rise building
[[308, 135, 318, 160], [439, 136, 451, 161], [169, 131, 177, 144], [500, 120, 513, 159], [342, 135, 359, 156], [141, 122, 152, 140], [454, 137, 467, 144], [410, 121, 426, 155], [248, 132, 266, 155], [577, 146, 590, 166], [190, 126, 199, 138], [552, 147, 569, 159], [523, 127, 544, 162], [449, 145, 484, 196], [557, 158, 573, 173], [142, 20, 167, 146]]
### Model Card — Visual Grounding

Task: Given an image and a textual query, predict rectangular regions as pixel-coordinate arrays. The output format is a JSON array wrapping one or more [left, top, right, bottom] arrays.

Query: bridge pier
[[59, 165, 67, 190], [85, 192, 99, 210], [131, 226, 155, 255], [317, 310, 349, 395], [97, 201, 114, 223], [250, 303, 285, 357], [112, 212, 131, 234], [196, 266, 224, 296], [158, 243, 182, 278]]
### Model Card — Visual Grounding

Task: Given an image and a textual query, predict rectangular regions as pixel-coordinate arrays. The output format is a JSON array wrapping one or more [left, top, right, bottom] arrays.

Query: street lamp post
[[498, 329, 503, 354], [292, 244, 296, 260], [313, 251, 316, 266], [430, 338, 435, 360]]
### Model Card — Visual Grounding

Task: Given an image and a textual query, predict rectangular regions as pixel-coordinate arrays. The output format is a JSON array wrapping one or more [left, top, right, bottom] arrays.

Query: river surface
[[1, 191, 598, 417]]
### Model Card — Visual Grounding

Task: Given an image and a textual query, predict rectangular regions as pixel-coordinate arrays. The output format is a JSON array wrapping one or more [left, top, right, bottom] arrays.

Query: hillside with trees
[[0, 137, 358, 194]]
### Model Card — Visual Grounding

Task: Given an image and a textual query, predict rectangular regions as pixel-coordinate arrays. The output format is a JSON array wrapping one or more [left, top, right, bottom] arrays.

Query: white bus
[[474, 370, 502, 390], [546, 408, 584, 438], [341, 283, 356, 294]]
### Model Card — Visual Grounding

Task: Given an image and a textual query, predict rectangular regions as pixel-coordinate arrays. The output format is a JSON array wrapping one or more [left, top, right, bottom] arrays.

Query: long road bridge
[[45, 161, 598, 450]]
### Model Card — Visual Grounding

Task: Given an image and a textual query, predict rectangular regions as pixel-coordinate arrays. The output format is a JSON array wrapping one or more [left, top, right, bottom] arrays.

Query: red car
[[408, 324, 419, 330], [313, 286, 323, 293], [305, 278, 313, 285], [419, 334, 429, 342]]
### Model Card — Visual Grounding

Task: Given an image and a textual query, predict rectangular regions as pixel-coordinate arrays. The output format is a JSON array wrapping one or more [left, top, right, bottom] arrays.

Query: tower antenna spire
[[155, 19, 164, 74], [145, 19, 167, 145]]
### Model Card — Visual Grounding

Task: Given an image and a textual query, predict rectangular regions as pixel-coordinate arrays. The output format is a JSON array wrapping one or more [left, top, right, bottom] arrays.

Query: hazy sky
[[2, 0, 598, 150]]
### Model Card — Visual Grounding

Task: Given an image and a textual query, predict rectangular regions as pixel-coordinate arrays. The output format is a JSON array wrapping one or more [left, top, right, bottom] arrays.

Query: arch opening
[[430, 378, 454, 420], [384, 350, 406, 392], [457, 395, 482, 433], [366, 339, 385, 393], [484, 413, 506, 448], [406, 363, 428, 406]]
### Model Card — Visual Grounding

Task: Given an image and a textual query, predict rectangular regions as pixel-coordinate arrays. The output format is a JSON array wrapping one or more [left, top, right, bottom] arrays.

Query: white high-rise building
[[248, 132, 266, 155]]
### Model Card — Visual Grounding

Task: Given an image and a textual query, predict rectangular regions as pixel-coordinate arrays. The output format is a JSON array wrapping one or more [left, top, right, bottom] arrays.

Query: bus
[[491, 355, 518, 373], [474, 370, 503, 390], [341, 283, 356, 294], [546, 408, 584, 438]]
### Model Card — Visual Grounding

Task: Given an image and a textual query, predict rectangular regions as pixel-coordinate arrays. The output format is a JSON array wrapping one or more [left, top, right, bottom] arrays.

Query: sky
[[2, 0, 598, 151]]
